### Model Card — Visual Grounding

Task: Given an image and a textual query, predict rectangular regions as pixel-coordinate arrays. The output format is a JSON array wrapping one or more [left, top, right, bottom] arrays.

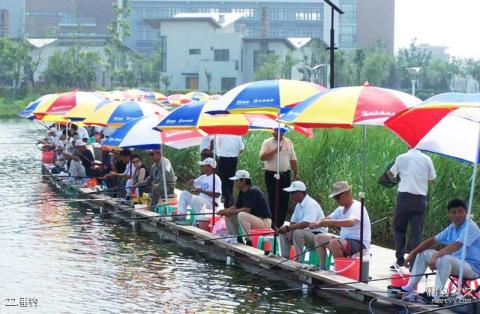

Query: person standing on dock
[[397, 199, 480, 303], [277, 181, 327, 262], [177, 158, 221, 218], [146, 149, 176, 208], [217, 170, 272, 245], [388, 148, 436, 269], [214, 135, 244, 208], [259, 128, 299, 228], [310, 181, 371, 270]]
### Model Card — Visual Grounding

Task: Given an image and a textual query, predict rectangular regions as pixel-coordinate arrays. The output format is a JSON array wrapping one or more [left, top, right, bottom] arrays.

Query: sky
[[395, 0, 480, 59]]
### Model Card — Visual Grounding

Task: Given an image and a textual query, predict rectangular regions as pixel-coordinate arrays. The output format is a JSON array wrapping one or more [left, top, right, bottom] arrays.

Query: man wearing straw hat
[[310, 181, 371, 270], [177, 157, 221, 218], [277, 181, 327, 261], [388, 148, 436, 269], [146, 149, 176, 208], [259, 128, 299, 228]]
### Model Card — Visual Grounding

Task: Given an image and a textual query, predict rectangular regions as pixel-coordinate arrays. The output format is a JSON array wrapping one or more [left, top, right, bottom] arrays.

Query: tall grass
[[164, 128, 477, 244]]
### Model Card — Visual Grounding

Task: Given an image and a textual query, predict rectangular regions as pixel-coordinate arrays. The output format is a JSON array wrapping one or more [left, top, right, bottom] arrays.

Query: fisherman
[[64, 140, 95, 177], [217, 170, 272, 245], [259, 128, 299, 228], [310, 181, 371, 270], [177, 157, 221, 218], [387, 148, 436, 269], [145, 149, 176, 208], [277, 181, 327, 261], [102, 149, 132, 198], [214, 135, 244, 208], [395, 199, 480, 303]]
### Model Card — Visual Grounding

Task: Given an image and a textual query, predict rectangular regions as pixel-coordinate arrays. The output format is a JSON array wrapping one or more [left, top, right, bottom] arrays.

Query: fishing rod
[[414, 298, 480, 314], [154, 231, 275, 248], [1, 198, 108, 207]]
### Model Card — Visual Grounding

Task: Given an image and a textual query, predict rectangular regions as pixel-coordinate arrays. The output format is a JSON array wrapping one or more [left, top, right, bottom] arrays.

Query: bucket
[[250, 228, 274, 248], [197, 219, 210, 231], [85, 178, 98, 188], [390, 273, 411, 287], [42, 151, 55, 164], [334, 257, 360, 280], [208, 216, 223, 231]]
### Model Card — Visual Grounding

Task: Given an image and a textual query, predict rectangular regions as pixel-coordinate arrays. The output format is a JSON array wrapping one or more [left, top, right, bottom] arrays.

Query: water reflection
[[0, 120, 361, 313]]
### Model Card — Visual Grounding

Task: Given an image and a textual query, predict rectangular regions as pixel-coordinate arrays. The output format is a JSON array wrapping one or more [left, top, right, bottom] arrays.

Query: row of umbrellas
[[21, 80, 480, 288]]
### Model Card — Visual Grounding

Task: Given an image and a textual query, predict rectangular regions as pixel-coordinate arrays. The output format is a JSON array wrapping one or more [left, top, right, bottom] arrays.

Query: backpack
[[378, 161, 400, 188]]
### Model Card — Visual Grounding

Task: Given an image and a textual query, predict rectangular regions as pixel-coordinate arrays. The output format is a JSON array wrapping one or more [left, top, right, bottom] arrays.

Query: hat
[[329, 181, 352, 198], [197, 157, 216, 168], [283, 181, 307, 192], [229, 170, 250, 180], [48, 127, 57, 134], [75, 139, 86, 147]]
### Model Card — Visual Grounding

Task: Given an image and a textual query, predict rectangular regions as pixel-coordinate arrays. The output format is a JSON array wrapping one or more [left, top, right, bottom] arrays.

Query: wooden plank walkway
[[41, 171, 461, 313]]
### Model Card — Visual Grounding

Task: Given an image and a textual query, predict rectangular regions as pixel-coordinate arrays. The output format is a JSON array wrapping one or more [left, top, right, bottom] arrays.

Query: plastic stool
[[257, 235, 281, 255]]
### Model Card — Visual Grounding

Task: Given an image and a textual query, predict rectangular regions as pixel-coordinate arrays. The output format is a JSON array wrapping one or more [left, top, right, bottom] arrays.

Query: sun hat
[[328, 181, 352, 198], [197, 157, 217, 168], [283, 181, 307, 192], [229, 170, 250, 180]]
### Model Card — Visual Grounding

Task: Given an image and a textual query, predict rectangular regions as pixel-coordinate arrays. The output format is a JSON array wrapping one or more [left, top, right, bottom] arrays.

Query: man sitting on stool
[[277, 181, 327, 262], [397, 199, 480, 302], [217, 170, 272, 245], [310, 181, 371, 270], [177, 158, 221, 218]]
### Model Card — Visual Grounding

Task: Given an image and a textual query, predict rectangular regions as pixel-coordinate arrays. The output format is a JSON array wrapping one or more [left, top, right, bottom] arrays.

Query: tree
[[204, 69, 212, 92], [396, 39, 432, 90], [160, 73, 172, 94], [281, 52, 300, 79], [254, 53, 281, 80], [359, 42, 395, 86], [0, 38, 30, 93]]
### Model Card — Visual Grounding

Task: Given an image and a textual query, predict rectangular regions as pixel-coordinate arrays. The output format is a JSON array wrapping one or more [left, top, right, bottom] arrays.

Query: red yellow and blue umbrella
[[82, 100, 169, 128], [33, 91, 103, 119], [280, 84, 421, 127], [19, 94, 56, 119], [208, 79, 325, 115]]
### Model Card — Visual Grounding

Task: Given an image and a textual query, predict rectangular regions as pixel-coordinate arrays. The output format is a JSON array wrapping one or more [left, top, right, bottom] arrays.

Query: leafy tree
[[281, 52, 301, 79], [0, 38, 30, 93], [204, 69, 212, 92], [359, 42, 395, 86], [254, 53, 281, 80], [160, 73, 172, 93]]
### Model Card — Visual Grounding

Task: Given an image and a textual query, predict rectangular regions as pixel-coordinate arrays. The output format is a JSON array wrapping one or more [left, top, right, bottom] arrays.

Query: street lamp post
[[324, 0, 344, 88], [406, 67, 421, 96]]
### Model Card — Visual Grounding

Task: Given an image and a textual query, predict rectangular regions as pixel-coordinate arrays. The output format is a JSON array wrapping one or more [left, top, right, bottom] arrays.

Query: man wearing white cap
[[64, 140, 95, 178], [177, 157, 222, 217], [310, 181, 371, 270], [217, 170, 272, 244], [278, 181, 327, 261]]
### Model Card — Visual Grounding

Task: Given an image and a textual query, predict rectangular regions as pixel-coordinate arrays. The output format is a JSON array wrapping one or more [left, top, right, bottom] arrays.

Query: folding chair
[[448, 275, 480, 299]]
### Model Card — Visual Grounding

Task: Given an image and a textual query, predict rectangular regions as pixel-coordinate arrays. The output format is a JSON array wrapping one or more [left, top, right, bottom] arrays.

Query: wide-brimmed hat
[[229, 170, 250, 180], [328, 181, 352, 198], [198, 157, 216, 168], [283, 181, 306, 192]]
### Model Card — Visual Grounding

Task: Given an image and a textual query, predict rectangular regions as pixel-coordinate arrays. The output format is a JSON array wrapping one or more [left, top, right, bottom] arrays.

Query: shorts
[[344, 239, 365, 256]]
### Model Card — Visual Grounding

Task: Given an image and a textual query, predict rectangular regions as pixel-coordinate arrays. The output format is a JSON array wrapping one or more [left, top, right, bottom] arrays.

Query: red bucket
[[197, 216, 222, 232], [391, 273, 411, 287], [42, 151, 55, 164], [334, 257, 360, 280], [208, 216, 222, 232], [250, 228, 274, 248]]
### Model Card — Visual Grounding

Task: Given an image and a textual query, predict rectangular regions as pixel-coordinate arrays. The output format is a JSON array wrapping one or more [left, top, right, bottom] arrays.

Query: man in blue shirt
[[399, 199, 480, 299]]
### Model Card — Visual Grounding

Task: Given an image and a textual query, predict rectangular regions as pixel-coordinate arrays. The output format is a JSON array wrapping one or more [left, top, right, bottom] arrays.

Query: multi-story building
[[0, 0, 26, 38], [127, 0, 395, 56], [25, 0, 112, 43]]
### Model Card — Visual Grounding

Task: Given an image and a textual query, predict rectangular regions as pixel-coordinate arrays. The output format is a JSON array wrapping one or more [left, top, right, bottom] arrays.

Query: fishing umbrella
[[385, 92, 480, 291], [19, 94, 57, 119], [33, 91, 103, 119], [280, 84, 421, 281], [64, 99, 114, 122], [82, 100, 169, 128], [185, 91, 209, 102], [167, 94, 192, 107]]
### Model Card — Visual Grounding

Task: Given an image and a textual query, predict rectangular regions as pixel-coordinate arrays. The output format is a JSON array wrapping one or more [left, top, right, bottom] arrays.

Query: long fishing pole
[[414, 298, 480, 314]]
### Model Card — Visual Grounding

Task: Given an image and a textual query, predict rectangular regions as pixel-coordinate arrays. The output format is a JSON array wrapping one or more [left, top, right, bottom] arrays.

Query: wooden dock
[[41, 166, 474, 313]]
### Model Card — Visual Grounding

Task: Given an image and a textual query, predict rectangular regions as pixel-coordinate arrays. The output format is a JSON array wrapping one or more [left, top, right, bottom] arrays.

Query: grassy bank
[[0, 95, 38, 118], [165, 128, 477, 243]]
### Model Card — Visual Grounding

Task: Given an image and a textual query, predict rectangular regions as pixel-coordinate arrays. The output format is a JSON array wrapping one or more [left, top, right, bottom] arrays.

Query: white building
[[146, 12, 314, 92]]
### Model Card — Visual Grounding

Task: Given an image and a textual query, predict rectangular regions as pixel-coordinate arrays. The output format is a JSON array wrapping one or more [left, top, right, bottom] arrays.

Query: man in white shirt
[[388, 149, 436, 268], [310, 181, 371, 270], [259, 128, 299, 228], [277, 181, 327, 262], [215, 135, 244, 208], [177, 158, 222, 219]]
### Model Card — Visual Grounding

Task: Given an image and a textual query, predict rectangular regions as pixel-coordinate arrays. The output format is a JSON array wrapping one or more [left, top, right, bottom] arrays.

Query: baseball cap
[[229, 170, 250, 180], [197, 157, 217, 168], [75, 139, 86, 147], [283, 181, 307, 192]]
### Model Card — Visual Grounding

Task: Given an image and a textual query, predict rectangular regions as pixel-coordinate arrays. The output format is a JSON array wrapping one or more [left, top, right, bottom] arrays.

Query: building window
[[189, 49, 201, 55], [214, 49, 229, 61], [185, 74, 199, 90], [221, 78, 236, 92]]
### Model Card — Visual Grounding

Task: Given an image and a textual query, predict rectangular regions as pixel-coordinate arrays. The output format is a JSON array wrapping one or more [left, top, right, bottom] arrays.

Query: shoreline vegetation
[[4, 96, 476, 247]]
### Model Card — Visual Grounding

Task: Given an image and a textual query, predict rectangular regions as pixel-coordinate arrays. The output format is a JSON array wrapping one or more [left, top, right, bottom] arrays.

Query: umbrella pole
[[359, 125, 367, 282], [456, 130, 480, 295], [273, 121, 281, 255], [160, 145, 168, 202], [212, 135, 217, 228]]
